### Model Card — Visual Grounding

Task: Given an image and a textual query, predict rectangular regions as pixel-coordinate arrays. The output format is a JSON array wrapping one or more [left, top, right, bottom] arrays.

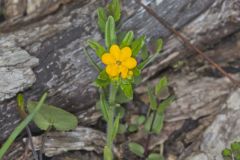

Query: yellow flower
[[101, 44, 137, 79]]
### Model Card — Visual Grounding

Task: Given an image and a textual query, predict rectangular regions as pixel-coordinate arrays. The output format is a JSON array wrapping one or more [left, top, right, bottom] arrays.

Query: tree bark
[[0, 0, 240, 145]]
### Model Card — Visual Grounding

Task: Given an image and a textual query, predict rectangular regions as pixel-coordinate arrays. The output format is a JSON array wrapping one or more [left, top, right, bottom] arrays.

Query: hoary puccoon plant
[[84, 0, 172, 159]]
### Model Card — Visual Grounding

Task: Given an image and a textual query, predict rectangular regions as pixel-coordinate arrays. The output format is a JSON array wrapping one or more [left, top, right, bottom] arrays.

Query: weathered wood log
[[0, 0, 240, 145]]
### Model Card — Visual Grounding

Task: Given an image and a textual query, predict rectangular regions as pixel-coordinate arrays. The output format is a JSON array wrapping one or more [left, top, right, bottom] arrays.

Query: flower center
[[116, 60, 121, 65]]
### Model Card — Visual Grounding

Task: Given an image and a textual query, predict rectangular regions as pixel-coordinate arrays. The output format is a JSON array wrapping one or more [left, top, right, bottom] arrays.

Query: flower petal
[[101, 53, 115, 65], [106, 64, 120, 77], [120, 65, 128, 79], [110, 44, 121, 60], [120, 47, 132, 61], [122, 57, 137, 69]]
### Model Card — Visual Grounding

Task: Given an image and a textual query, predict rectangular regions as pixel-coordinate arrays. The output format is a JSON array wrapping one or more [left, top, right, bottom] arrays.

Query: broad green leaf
[[100, 93, 109, 121], [154, 39, 163, 54], [87, 40, 106, 58], [133, 67, 141, 76], [95, 78, 110, 88], [97, 7, 107, 33], [131, 35, 146, 57], [157, 96, 174, 114], [83, 48, 101, 72], [128, 124, 138, 132], [112, 114, 120, 140], [144, 113, 154, 132], [155, 77, 168, 96], [108, 0, 121, 22], [121, 31, 134, 47], [27, 101, 78, 131], [98, 70, 109, 80], [105, 16, 117, 49], [147, 87, 157, 110], [152, 113, 164, 134], [231, 142, 240, 157], [147, 153, 164, 160], [0, 93, 47, 159], [128, 142, 144, 157], [120, 83, 133, 99], [104, 146, 113, 160]]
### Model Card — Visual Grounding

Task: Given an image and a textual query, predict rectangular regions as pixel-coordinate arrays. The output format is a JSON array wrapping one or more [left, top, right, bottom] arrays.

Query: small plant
[[0, 93, 78, 159], [85, 0, 165, 159], [128, 77, 173, 160], [222, 141, 240, 160]]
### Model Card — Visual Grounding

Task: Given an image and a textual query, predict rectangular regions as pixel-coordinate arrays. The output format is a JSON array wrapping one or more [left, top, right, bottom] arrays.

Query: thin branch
[[137, 0, 240, 88]]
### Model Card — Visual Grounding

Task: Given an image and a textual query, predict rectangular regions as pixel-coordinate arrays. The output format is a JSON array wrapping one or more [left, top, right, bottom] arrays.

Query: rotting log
[[0, 0, 240, 144]]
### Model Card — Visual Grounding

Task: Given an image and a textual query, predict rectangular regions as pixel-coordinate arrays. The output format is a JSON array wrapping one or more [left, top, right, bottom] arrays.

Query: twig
[[26, 126, 39, 160], [39, 127, 51, 160], [137, 0, 240, 88]]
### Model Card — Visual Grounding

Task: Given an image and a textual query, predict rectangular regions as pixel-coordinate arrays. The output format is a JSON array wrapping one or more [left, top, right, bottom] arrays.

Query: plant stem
[[25, 126, 39, 160], [39, 127, 51, 160], [106, 83, 118, 156]]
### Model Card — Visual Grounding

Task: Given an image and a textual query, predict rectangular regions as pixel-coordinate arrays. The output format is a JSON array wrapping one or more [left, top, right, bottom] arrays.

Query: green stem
[[106, 83, 118, 155]]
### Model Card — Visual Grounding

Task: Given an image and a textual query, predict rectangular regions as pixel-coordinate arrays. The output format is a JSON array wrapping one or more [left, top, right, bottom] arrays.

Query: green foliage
[[87, 40, 106, 58], [131, 35, 146, 57], [27, 101, 78, 131], [128, 142, 145, 157], [104, 146, 113, 160], [120, 83, 133, 100], [97, 7, 107, 33], [157, 96, 174, 114], [155, 77, 168, 96], [121, 31, 134, 47], [147, 153, 164, 160], [148, 86, 158, 110], [112, 114, 120, 140], [222, 141, 240, 160], [108, 0, 121, 22], [100, 93, 110, 121], [152, 113, 164, 134], [0, 93, 47, 159], [83, 49, 101, 72], [154, 39, 163, 54], [105, 16, 117, 49], [144, 112, 154, 132]]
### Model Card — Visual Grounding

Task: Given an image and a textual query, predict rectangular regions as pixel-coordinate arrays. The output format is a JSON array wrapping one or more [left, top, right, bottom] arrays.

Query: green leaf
[[152, 113, 164, 134], [112, 114, 120, 140], [128, 142, 145, 157], [100, 93, 109, 121], [131, 35, 146, 57], [115, 106, 125, 119], [147, 87, 157, 110], [0, 93, 47, 159], [83, 48, 101, 72], [87, 40, 106, 58], [133, 67, 141, 77], [120, 83, 133, 99], [97, 7, 107, 33], [144, 113, 154, 132], [137, 115, 146, 125], [128, 124, 138, 132], [115, 88, 132, 103], [157, 96, 174, 114], [108, 0, 121, 22], [27, 101, 78, 131], [17, 94, 25, 111], [105, 16, 117, 49], [222, 148, 232, 160], [118, 123, 127, 134], [104, 146, 113, 160], [147, 153, 164, 160], [141, 44, 149, 60], [155, 77, 168, 96], [121, 31, 134, 47], [154, 39, 163, 54]]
